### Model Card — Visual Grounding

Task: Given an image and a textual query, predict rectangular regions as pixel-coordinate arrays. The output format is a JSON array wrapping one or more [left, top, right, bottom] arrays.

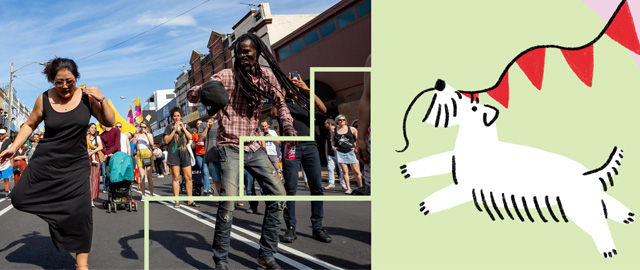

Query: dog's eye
[[472, 106, 477, 112]]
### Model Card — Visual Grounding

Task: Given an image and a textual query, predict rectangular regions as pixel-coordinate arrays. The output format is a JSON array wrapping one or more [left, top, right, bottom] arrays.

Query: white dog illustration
[[399, 79, 634, 258]]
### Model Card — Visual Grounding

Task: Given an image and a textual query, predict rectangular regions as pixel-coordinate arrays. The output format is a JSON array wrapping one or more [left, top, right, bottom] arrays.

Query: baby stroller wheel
[[133, 201, 138, 212], [102, 201, 108, 209], [128, 201, 133, 212], [107, 202, 112, 213], [112, 202, 117, 213]]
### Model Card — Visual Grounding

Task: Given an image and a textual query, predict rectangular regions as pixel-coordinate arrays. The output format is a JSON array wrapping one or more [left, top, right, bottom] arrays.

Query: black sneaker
[[312, 228, 332, 243], [282, 227, 297, 243]]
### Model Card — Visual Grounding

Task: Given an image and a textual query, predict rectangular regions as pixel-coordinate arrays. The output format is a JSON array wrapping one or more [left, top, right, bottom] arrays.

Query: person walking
[[0, 57, 115, 270], [13, 143, 29, 185], [187, 33, 302, 270], [133, 122, 155, 201], [87, 123, 103, 207], [280, 74, 332, 243], [192, 119, 212, 195], [199, 117, 222, 196], [164, 107, 197, 208], [152, 144, 165, 178], [0, 129, 13, 198], [331, 114, 363, 194], [323, 119, 345, 190]]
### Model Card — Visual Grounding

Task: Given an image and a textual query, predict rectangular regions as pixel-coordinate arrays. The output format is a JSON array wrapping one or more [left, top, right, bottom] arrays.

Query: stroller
[[102, 152, 137, 213], [180, 166, 204, 196]]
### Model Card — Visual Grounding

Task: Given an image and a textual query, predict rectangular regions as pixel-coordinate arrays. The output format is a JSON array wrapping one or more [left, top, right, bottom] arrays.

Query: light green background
[[373, 0, 639, 269]]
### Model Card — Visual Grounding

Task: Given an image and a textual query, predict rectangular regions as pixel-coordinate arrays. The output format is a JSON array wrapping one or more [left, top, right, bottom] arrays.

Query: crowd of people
[[0, 33, 371, 270]]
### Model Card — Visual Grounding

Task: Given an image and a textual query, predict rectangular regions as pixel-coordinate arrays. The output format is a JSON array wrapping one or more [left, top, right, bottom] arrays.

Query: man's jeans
[[282, 144, 324, 230], [195, 154, 211, 192], [326, 154, 344, 187], [212, 145, 285, 265]]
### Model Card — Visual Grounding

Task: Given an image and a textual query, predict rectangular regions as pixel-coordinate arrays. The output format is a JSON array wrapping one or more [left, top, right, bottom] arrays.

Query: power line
[[78, 0, 211, 61], [14, 76, 45, 92]]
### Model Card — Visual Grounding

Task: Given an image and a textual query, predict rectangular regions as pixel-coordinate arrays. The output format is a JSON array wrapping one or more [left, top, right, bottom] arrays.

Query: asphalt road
[[0, 173, 371, 270]]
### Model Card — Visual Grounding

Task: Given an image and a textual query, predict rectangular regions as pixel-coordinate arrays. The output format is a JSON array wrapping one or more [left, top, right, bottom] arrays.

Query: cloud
[[136, 12, 197, 27]]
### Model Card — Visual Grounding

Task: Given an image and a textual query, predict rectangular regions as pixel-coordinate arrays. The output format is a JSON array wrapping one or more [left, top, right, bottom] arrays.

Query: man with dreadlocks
[[187, 33, 308, 270]]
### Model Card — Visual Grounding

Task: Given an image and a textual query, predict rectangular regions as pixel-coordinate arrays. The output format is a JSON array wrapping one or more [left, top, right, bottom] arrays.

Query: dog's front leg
[[400, 151, 453, 179]]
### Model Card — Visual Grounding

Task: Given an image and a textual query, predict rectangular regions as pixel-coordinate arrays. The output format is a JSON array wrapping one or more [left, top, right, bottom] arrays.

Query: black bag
[[142, 158, 152, 167], [13, 165, 21, 174]]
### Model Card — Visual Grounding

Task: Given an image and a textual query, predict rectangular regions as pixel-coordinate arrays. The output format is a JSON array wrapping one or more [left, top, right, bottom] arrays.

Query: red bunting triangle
[[605, 1, 640, 55], [516, 48, 545, 90], [561, 45, 594, 87], [487, 71, 510, 108]]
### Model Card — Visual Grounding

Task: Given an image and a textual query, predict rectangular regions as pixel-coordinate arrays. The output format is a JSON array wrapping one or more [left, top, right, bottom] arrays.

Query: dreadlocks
[[232, 33, 310, 111]]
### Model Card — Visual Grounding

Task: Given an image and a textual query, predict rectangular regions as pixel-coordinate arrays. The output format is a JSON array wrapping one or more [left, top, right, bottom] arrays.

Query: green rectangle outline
[[144, 67, 372, 270]]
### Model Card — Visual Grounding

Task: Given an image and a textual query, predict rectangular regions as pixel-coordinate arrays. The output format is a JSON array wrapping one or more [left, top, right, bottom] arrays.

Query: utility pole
[[7, 61, 45, 136]]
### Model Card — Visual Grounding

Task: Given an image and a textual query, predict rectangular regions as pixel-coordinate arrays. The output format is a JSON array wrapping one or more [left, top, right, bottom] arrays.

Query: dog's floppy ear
[[482, 104, 499, 127]]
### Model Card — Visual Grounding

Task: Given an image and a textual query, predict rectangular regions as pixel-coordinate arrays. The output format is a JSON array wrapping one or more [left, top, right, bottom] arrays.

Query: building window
[[290, 38, 304, 54], [223, 38, 229, 47], [279, 47, 291, 60], [304, 30, 320, 46], [356, 0, 371, 18], [337, 9, 356, 29], [230, 34, 235, 42], [319, 20, 336, 38], [166, 94, 175, 99], [254, 11, 262, 21]]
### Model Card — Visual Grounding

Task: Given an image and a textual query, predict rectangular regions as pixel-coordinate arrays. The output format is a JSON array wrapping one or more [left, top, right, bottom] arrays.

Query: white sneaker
[[91, 201, 95, 207], [345, 189, 352, 194], [158, 175, 164, 178], [141, 196, 145, 202]]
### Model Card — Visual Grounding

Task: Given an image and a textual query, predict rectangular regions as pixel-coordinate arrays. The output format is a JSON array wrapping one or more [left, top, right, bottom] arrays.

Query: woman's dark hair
[[233, 33, 310, 111], [43, 57, 80, 83], [87, 122, 96, 129], [169, 106, 183, 121]]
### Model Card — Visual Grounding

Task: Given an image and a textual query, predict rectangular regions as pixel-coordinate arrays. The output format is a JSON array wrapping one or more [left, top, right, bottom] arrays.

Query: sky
[[0, 0, 339, 126]]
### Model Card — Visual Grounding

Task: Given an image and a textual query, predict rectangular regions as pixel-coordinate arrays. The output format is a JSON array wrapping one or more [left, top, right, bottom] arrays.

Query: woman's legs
[[139, 166, 146, 198], [350, 163, 363, 188], [181, 166, 195, 204], [171, 165, 181, 203], [340, 163, 351, 191], [76, 252, 88, 269]]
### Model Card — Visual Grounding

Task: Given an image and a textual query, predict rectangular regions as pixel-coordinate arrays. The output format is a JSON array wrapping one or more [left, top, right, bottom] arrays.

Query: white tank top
[[136, 134, 151, 150]]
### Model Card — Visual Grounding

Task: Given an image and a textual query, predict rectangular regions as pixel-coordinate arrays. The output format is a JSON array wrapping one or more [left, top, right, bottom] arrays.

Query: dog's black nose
[[435, 79, 446, 91]]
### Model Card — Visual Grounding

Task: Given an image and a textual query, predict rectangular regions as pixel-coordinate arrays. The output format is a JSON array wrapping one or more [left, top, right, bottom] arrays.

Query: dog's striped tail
[[583, 147, 623, 192]]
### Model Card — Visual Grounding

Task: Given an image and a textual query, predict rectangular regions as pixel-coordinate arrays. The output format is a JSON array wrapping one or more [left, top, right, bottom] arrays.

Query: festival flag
[[487, 71, 510, 108], [127, 106, 134, 124], [516, 48, 546, 90], [561, 45, 594, 87], [132, 97, 142, 124]]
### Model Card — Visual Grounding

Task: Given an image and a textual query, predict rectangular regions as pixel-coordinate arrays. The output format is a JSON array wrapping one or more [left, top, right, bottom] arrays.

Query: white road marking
[[135, 190, 344, 270]]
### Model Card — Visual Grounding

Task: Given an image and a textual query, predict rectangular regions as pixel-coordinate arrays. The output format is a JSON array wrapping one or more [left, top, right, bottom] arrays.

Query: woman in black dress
[[0, 57, 115, 270]]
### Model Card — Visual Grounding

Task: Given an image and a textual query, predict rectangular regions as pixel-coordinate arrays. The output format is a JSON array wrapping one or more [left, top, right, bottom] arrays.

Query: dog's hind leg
[[601, 193, 635, 225], [419, 184, 470, 215], [401, 151, 453, 179], [564, 197, 618, 258]]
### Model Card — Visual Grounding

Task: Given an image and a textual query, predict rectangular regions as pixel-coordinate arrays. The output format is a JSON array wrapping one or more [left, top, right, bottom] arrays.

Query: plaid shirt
[[205, 68, 293, 152]]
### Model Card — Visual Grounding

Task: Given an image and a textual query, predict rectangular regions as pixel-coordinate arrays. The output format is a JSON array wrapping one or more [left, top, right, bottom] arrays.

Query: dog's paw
[[400, 164, 411, 179], [623, 212, 635, 224], [603, 248, 618, 258], [419, 201, 430, 215]]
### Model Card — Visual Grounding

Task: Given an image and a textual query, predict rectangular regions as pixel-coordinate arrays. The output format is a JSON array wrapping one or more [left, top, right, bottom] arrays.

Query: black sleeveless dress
[[11, 90, 92, 253]]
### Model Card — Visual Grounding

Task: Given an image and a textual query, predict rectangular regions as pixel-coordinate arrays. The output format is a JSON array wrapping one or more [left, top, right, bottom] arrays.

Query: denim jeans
[[195, 154, 211, 192], [212, 145, 285, 265], [326, 154, 344, 186], [207, 162, 222, 183], [245, 169, 262, 209], [282, 144, 324, 230]]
